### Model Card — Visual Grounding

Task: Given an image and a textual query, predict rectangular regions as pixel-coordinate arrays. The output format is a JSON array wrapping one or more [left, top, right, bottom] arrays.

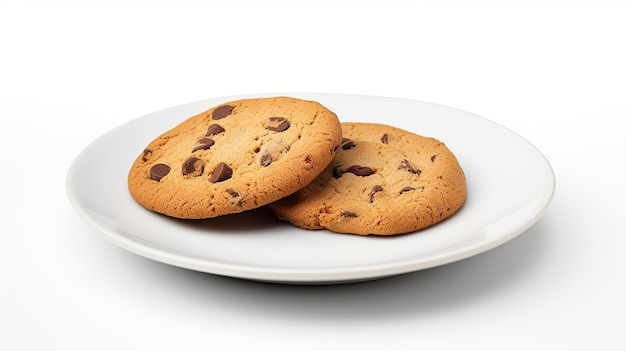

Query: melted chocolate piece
[[259, 151, 273, 167], [206, 124, 225, 136], [399, 186, 415, 194], [431, 155, 437, 162], [345, 165, 375, 177], [398, 159, 421, 175], [142, 149, 152, 162], [149, 164, 170, 181], [182, 157, 205, 177], [332, 166, 344, 179], [209, 162, 232, 183], [369, 185, 383, 203], [192, 137, 215, 153], [340, 210, 358, 218], [265, 117, 290, 132], [341, 141, 356, 150], [212, 105, 233, 120], [257, 140, 290, 167], [381, 133, 388, 144], [226, 188, 239, 197]]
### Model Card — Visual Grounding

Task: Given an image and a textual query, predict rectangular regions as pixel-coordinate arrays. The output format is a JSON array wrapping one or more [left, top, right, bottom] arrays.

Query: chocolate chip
[[209, 162, 232, 183], [346, 165, 375, 177], [431, 155, 437, 162], [212, 105, 233, 120], [399, 186, 415, 194], [192, 137, 215, 153], [142, 149, 152, 162], [226, 188, 244, 206], [398, 159, 421, 175], [265, 117, 290, 132], [257, 140, 290, 167], [340, 210, 358, 218], [182, 157, 205, 177], [206, 124, 225, 136], [381, 133, 388, 144], [400, 186, 424, 194], [332, 165, 375, 178], [332, 166, 344, 179], [342, 141, 356, 150], [369, 185, 383, 203], [149, 164, 170, 181], [334, 138, 354, 152], [259, 151, 273, 167]]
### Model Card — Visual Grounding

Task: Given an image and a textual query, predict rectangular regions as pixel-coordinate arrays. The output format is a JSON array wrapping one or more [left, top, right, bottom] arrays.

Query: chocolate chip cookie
[[128, 96, 342, 219], [269, 122, 466, 235]]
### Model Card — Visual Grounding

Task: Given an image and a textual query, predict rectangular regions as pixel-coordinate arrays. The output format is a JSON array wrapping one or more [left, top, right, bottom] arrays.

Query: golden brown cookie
[[269, 122, 466, 235], [128, 96, 342, 219]]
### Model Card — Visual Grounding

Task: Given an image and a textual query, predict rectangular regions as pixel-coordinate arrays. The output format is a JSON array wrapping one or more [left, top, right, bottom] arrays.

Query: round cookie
[[128, 96, 342, 219], [269, 122, 466, 235]]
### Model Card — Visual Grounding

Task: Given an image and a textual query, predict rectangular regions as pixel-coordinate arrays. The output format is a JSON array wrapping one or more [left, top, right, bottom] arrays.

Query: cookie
[[128, 96, 342, 219], [269, 122, 466, 235]]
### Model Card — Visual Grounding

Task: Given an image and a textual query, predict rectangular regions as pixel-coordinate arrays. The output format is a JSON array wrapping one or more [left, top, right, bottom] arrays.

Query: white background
[[1, 0, 625, 350]]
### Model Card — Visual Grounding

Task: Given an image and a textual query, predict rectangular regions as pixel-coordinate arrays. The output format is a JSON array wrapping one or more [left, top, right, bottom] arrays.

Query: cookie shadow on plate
[[118, 194, 285, 235], [169, 206, 285, 233]]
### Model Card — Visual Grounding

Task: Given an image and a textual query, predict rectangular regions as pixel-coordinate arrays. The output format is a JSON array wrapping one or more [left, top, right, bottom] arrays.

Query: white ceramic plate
[[66, 93, 554, 284]]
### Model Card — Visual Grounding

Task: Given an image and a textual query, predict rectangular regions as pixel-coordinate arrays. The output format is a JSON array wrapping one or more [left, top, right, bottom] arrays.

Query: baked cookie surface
[[269, 122, 466, 235], [128, 96, 342, 219]]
